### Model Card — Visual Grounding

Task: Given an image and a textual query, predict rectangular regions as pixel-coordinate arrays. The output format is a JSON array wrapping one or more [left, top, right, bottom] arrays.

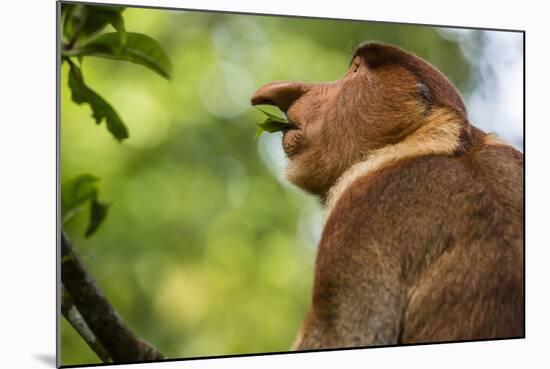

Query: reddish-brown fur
[[250, 42, 524, 349]]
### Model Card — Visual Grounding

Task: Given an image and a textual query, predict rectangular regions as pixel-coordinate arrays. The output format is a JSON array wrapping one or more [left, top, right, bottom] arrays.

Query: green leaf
[[85, 198, 110, 238], [61, 173, 111, 237], [68, 62, 129, 141], [254, 118, 290, 139], [63, 4, 125, 43], [61, 3, 73, 18], [61, 174, 99, 222], [254, 106, 292, 137], [62, 4, 82, 41], [257, 117, 291, 133], [80, 7, 125, 41], [61, 3, 74, 26], [108, 12, 127, 47], [70, 32, 173, 79], [255, 107, 290, 124]]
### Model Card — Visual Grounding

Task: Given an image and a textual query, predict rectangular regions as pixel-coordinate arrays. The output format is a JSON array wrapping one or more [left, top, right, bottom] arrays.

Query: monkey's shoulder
[[465, 141, 523, 204], [327, 154, 470, 218], [323, 146, 522, 246]]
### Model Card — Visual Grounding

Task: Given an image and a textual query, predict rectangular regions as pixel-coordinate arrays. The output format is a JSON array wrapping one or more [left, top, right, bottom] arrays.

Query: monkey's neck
[[324, 108, 473, 217]]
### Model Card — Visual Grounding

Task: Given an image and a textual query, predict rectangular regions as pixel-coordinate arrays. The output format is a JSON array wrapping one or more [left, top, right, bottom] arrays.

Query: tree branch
[[61, 284, 111, 362], [61, 231, 164, 363]]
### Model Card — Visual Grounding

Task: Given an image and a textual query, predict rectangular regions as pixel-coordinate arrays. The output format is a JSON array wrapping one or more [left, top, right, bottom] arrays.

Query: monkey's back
[[398, 142, 524, 342], [320, 140, 524, 345]]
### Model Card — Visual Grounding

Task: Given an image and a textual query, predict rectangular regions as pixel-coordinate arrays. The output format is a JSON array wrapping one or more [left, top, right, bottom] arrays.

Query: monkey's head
[[251, 42, 469, 201]]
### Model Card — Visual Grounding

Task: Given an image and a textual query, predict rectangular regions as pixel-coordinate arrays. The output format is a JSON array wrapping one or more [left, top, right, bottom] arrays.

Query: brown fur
[[250, 42, 524, 349], [325, 107, 463, 218]]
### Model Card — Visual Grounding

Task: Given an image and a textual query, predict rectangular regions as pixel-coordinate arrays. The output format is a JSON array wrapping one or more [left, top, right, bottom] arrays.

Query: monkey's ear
[[416, 82, 433, 113]]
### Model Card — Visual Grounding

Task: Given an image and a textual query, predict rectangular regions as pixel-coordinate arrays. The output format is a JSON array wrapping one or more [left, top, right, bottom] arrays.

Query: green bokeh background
[[60, 5, 501, 366]]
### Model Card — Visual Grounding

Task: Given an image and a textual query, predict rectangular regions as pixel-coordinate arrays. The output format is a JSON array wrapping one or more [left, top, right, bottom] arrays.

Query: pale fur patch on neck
[[324, 108, 463, 218], [484, 133, 514, 148]]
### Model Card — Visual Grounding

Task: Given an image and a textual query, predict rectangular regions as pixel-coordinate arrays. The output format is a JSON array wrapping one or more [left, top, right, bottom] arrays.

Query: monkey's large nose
[[250, 81, 307, 112]]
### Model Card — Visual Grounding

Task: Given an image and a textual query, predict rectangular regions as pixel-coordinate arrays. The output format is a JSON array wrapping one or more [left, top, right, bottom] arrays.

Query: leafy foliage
[[61, 174, 99, 221], [62, 4, 171, 142], [71, 32, 173, 79], [61, 174, 109, 238], [62, 4, 125, 45], [61, 3, 173, 238], [85, 198, 111, 238], [68, 61, 129, 141]]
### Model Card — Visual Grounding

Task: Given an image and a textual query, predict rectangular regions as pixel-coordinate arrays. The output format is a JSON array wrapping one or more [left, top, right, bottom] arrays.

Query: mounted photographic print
[[58, 1, 524, 366]]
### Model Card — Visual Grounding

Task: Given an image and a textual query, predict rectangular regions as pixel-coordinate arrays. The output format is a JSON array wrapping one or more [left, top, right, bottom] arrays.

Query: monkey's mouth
[[281, 122, 298, 131], [282, 123, 303, 158]]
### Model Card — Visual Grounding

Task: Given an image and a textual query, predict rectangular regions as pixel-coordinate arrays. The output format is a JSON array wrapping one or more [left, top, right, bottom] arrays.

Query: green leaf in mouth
[[254, 106, 293, 138]]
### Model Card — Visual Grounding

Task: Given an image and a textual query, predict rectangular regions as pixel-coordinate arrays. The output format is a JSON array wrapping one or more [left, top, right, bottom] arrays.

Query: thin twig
[[61, 231, 164, 363]]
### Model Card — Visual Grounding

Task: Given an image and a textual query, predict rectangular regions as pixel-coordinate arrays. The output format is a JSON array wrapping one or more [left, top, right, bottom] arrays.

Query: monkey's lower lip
[[282, 127, 303, 158]]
